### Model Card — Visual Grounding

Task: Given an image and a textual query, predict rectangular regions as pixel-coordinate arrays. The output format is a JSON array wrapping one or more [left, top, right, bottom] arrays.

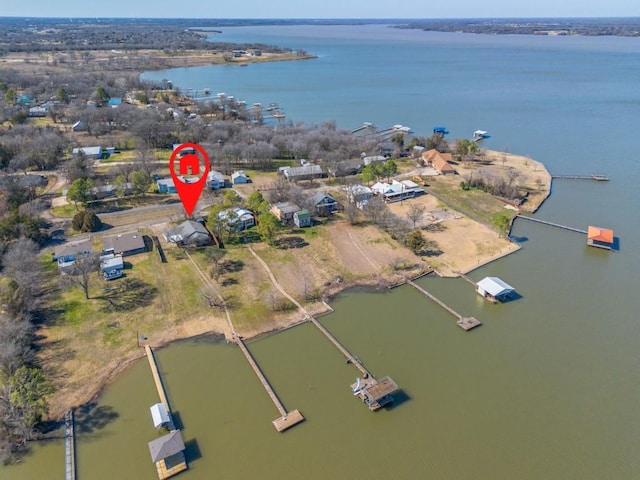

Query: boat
[[352, 377, 363, 395], [473, 130, 490, 141], [433, 126, 449, 136]]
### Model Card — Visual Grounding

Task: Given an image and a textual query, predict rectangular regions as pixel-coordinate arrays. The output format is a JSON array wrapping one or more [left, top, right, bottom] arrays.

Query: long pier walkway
[[516, 215, 587, 234], [64, 409, 76, 480], [551, 174, 609, 181], [235, 335, 304, 431], [307, 316, 370, 377], [406, 280, 481, 331], [144, 345, 176, 431], [184, 250, 303, 432]]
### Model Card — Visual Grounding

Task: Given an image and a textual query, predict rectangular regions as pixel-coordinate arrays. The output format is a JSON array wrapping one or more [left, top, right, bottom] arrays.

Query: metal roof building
[[476, 277, 515, 302]]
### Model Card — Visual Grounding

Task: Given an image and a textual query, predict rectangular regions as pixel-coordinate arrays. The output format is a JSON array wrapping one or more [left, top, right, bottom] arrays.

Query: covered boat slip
[[352, 376, 399, 411], [476, 276, 516, 303]]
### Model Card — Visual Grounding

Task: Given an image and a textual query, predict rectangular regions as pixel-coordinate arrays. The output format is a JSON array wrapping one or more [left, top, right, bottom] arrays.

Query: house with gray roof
[[102, 231, 147, 257], [207, 171, 226, 190], [231, 170, 249, 184], [72, 146, 103, 159], [270, 202, 301, 224], [53, 238, 93, 271], [163, 220, 211, 247], [218, 207, 255, 231], [310, 191, 338, 215], [283, 164, 323, 182]]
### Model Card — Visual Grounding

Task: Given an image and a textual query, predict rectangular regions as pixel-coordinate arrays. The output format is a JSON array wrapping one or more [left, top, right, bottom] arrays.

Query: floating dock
[[235, 335, 304, 432], [406, 280, 481, 331], [64, 410, 76, 480]]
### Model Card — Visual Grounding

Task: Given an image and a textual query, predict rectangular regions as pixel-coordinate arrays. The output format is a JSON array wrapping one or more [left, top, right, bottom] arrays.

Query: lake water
[[5, 24, 640, 479]]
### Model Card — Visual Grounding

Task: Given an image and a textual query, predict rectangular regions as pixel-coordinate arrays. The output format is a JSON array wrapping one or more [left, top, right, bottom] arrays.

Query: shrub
[[72, 210, 103, 232]]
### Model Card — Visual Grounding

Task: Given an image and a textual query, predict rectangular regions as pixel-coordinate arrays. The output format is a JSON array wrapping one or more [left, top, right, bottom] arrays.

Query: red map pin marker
[[169, 143, 210, 217]]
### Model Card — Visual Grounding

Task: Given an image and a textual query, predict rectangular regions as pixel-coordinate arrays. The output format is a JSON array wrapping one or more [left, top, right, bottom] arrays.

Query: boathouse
[[148, 430, 187, 479], [587, 226, 614, 250], [476, 277, 515, 302], [352, 376, 399, 411]]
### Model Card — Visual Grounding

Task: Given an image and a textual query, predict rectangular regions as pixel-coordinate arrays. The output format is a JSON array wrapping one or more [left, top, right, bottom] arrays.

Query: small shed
[[477, 277, 515, 302], [150, 403, 170, 428], [587, 226, 614, 250], [294, 209, 311, 228]]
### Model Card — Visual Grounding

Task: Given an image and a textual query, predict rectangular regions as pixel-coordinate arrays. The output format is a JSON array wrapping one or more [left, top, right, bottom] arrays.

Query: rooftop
[[587, 226, 614, 244], [148, 430, 185, 463]]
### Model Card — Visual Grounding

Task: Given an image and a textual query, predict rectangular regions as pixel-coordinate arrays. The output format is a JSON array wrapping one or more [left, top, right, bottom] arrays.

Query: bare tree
[[1, 240, 43, 314], [62, 252, 101, 299], [406, 204, 426, 229]]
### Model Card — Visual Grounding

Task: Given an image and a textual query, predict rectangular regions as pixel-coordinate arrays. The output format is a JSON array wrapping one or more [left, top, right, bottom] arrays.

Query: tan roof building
[[422, 149, 456, 175]]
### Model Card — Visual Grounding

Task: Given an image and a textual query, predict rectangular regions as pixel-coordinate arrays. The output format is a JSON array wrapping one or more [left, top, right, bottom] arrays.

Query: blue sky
[[2, 0, 639, 19]]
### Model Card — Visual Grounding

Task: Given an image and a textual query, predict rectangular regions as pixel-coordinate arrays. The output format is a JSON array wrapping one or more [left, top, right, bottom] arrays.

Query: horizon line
[[1, 16, 640, 20]]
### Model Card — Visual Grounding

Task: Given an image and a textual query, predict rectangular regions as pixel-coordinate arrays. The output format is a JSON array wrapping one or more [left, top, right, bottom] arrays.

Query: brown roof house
[[422, 149, 456, 175]]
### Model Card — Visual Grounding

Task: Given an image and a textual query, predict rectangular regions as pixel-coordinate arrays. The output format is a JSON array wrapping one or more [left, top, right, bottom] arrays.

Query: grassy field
[[41, 241, 228, 417], [427, 179, 515, 227]]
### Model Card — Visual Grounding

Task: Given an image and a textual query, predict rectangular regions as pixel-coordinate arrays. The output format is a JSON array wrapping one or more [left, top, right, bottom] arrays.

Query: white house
[[218, 207, 255, 231]]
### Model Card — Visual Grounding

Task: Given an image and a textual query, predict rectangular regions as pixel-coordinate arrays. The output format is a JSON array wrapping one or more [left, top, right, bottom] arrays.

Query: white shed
[[476, 277, 515, 302], [150, 403, 170, 428]]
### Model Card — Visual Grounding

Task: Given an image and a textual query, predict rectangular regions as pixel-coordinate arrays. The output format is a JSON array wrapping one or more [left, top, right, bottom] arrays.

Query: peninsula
[[0, 17, 553, 462]]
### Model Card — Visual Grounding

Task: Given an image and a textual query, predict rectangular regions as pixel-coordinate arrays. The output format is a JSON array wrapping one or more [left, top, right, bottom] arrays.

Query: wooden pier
[[406, 280, 481, 331], [307, 315, 400, 409], [144, 346, 187, 479], [185, 249, 303, 431], [516, 215, 587, 234], [551, 174, 609, 181], [307, 316, 370, 377], [64, 409, 76, 480], [235, 335, 304, 432], [145, 345, 176, 430]]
